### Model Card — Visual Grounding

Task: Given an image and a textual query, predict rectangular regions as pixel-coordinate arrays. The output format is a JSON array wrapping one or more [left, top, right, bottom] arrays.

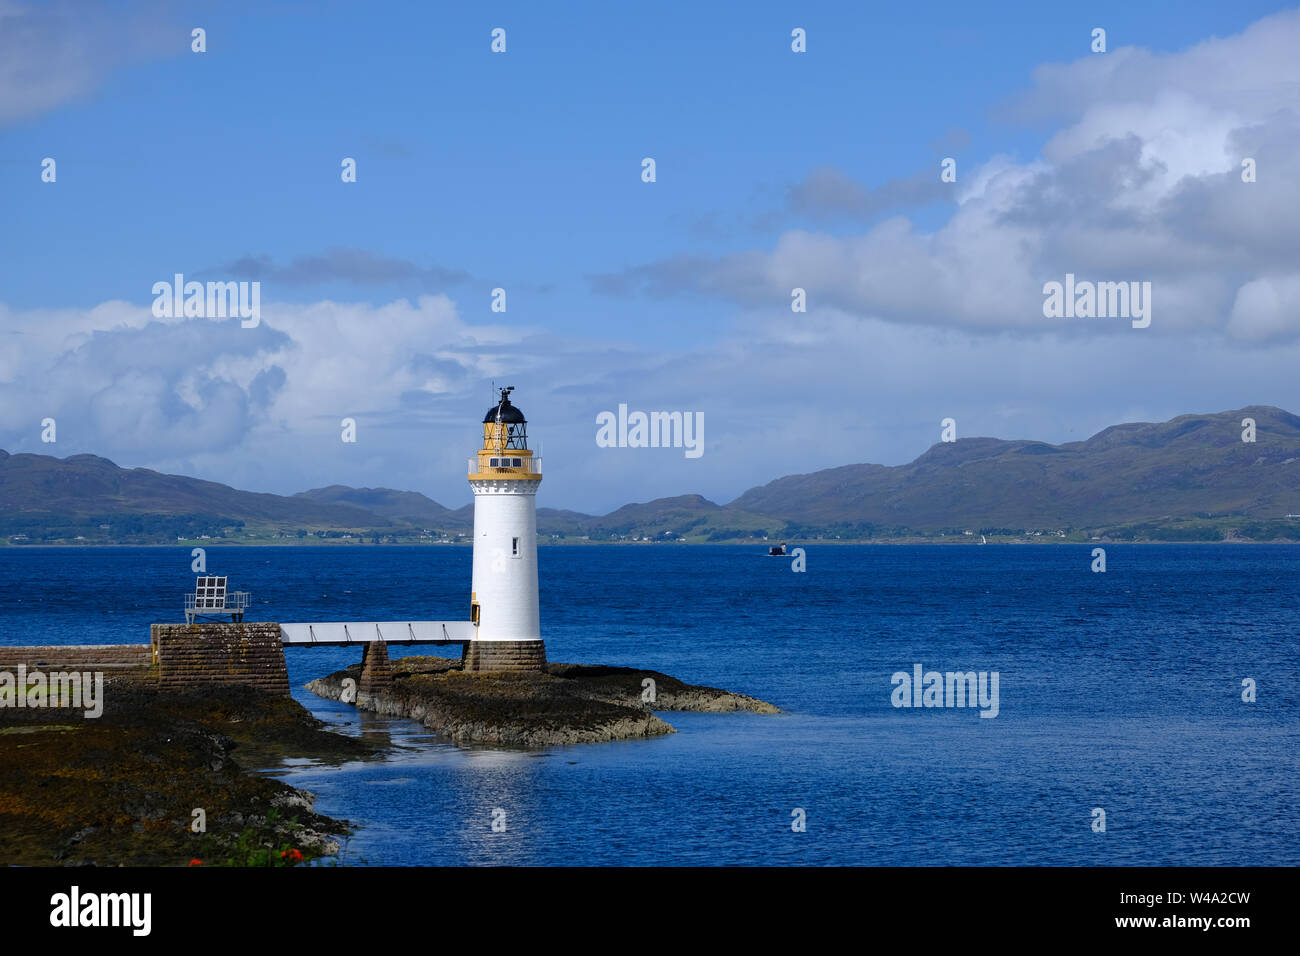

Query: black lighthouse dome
[[483, 386, 527, 424]]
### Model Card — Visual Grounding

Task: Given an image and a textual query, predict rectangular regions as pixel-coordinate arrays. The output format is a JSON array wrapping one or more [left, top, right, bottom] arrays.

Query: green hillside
[[5, 406, 1300, 544]]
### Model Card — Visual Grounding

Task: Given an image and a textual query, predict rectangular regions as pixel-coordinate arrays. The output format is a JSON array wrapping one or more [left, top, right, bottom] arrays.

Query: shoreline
[[4, 538, 1298, 549]]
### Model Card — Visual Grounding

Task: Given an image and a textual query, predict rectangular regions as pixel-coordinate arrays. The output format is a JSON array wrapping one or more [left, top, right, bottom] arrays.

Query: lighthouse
[[464, 386, 548, 673]]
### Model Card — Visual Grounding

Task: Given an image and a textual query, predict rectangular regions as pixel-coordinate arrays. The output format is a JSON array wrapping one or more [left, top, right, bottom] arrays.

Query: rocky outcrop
[[543, 663, 781, 714], [0, 681, 369, 866], [307, 656, 779, 747]]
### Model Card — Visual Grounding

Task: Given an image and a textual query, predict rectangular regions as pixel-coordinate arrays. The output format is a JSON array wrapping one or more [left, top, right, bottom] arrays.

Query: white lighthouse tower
[[465, 386, 547, 672]]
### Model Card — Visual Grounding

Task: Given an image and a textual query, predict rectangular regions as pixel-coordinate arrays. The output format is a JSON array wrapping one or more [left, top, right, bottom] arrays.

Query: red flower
[[281, 848, 304, 863], [189, 859, 203, 866]]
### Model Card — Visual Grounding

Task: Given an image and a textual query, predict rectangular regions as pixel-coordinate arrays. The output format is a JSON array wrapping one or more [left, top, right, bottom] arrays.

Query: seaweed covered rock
[[0, 680, 372, 866], [308, 656, 779, 747]]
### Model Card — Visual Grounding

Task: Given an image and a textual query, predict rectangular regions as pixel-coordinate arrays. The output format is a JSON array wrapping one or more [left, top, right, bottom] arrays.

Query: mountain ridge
[[4, 405, 1300, 544]]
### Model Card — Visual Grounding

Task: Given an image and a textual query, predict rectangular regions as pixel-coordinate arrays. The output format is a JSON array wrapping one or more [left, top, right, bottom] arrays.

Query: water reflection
[[447, 748, 551, 866]]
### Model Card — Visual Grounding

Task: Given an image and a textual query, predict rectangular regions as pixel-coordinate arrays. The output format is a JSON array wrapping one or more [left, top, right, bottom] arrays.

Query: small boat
[[980, 534, 987, 545], [768, 543, 787, 556]]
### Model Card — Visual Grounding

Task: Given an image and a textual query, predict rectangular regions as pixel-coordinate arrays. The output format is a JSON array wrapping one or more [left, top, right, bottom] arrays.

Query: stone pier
[[150, 622, 290, 695], [1, 627, 548, 696], [0, 644, 153, 675]]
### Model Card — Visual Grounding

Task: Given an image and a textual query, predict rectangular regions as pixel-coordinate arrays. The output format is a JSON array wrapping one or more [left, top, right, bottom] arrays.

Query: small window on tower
[[511, 537, 520, 556], [513, 458, 522, 467], [489, 458, 499, 467]]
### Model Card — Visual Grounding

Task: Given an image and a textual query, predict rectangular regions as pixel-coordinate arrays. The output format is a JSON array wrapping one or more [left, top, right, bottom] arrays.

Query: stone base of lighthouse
[[462, 640, 547, 674]]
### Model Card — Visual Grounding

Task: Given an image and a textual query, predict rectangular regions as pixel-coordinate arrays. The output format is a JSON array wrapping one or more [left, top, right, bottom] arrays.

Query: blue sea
[[2, 544, 1297, 866]]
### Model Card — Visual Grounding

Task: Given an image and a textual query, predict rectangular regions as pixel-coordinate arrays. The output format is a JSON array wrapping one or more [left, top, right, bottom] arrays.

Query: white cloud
[[1227, 275, 1300, 342], [6, 294, 1300, 513], [596, 10, 1300, 343]]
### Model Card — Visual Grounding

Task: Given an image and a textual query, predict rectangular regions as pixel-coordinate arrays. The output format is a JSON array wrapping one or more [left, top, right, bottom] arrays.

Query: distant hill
[[294, 485, 454, 526], [4, 405, 1300, 544], [0, 449, 391, 542], [731, 405, 1300, 539], [569, 494, 776, 541]]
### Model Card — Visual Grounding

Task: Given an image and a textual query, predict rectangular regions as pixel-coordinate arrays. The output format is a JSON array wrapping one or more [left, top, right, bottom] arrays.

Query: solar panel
[[195, 576, 227, 609]]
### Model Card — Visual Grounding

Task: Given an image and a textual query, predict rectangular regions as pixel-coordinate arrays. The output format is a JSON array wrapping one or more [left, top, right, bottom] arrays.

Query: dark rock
[[307, 656, 778, 747]]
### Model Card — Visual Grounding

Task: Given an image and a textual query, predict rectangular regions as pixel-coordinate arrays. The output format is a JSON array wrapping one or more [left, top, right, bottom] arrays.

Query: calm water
[[2, 544, 1297, 865]]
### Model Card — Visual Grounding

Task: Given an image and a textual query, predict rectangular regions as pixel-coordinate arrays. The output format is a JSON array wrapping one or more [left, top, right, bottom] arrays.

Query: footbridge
[[278, 621, 477, 646]]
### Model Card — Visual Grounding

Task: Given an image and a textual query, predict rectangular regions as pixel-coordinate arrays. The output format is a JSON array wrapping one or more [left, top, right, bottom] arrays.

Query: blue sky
[[3, 1, 1300, 512]]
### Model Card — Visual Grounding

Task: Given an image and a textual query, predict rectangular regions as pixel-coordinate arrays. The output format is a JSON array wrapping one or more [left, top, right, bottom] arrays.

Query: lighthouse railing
[[468, 457, 542, 475]]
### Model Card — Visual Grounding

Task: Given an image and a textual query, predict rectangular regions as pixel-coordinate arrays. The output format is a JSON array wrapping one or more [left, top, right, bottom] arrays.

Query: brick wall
[[462, 640, 547, 673], [151, 622, 289, 695]]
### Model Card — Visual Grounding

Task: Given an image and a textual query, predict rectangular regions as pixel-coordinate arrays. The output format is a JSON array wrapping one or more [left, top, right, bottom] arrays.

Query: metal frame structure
[[185, 576, 251, 624]]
